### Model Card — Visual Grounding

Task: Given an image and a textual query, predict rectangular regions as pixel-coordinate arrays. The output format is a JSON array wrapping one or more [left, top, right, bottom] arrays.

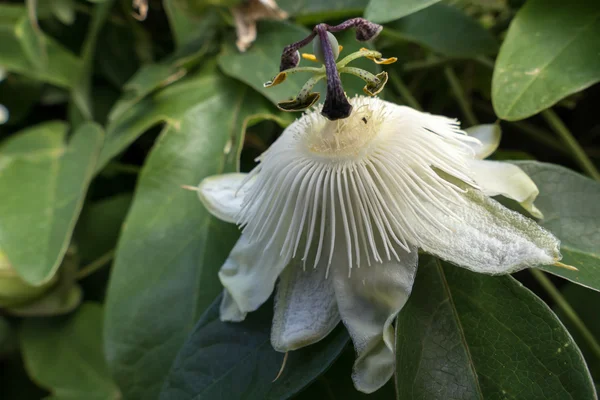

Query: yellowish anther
[[359, 47, 370, 52], [367, 56, 398, 65], [338, 45, 343, 53], [553, 261, 578, 271], [263, 71, 287, 88], [302, 53, 319, 62]]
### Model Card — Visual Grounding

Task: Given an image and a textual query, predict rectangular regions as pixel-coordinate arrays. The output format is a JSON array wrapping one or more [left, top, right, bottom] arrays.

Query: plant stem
[[530, 269, 600, 360], [76, 250, 115, 280], [542, 109, 600, 181], [388, 70, 422, 111], [474, 56, 495, 70], [443, 66, 478, 127], [403, 57, 450, 72]]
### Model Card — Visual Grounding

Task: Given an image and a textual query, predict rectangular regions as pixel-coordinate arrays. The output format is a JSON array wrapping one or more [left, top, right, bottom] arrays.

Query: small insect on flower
[[193, 19, 572, 394]]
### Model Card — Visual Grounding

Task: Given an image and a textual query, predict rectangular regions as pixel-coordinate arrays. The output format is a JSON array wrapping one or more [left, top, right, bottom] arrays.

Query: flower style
[[196, 96, 570, 393]]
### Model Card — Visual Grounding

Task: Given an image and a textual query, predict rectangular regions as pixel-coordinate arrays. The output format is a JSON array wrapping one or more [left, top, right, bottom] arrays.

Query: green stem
[[388, 70, 422, 111], [443, 66, 478, 127], [542, 109, 600, 181], [530, 269, 600, 360], [377, 27, 413, 43], [474, 56, 495, 70], [403, 57, 451, 72], [76, 250, 115, 280]]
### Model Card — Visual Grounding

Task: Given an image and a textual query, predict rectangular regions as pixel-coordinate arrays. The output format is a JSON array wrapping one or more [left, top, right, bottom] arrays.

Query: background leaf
[[97, 64, 218, 169], [384, 4, 498, 58], [395, 256, 596, 400], [553, 283, 600, 382], [160, 296, 349, 400], [20, 302, 120, 399], [365, 0, 441, 24], [103, 77, 282, 400], [492, 0, 600, 120], [278, 0, 368, 22], [0, 122, 103, 285], [515, 162, 600, 292], [0, 4, 82, 88]]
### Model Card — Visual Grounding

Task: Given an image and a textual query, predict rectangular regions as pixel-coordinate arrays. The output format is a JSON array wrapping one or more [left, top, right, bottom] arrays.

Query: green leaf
[[20, 302, 121, 400], [50, 0, 76, 25], [365, 0, 441, 24], [385, 4, 498, 58], [97, 64, 215, 169], [492, 0, 600, 120], [6, 282, 82, 317], [75, 194, 132, 264], [0, 5, 82, 88], [218, 21, 381, 109], [0, 75, 42, 125], [0, 122, 103, 285], [104, 78, 282, 400], [553, 283, 600, 382], [395, 256, 596, 399], [70, 0, 116, 122], [163, 0, 221, 52], [293, 347, 396, 399], [160, 296, 349, 400], [514, 161, 600, 291], [277, 0, 368, 22]]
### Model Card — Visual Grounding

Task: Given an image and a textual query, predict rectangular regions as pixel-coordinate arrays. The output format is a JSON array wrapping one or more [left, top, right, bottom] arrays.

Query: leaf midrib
[[436, 259, 484, 400]]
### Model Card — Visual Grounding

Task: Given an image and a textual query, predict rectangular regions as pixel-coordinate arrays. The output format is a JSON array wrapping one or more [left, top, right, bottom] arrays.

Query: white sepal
[[470, 159, 543, 218], [198, 173, 250, 223], [464, 124, 501, 159], [332, 245, 418, 394], [271, 260, 340, 352]]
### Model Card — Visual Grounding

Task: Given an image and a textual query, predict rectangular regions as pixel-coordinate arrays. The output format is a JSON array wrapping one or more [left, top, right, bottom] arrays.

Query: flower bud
[[280, 49, 300, 71]]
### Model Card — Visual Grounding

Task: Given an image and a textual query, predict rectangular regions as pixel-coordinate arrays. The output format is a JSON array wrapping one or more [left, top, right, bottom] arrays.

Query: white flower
[[197, 96, 563, 393]]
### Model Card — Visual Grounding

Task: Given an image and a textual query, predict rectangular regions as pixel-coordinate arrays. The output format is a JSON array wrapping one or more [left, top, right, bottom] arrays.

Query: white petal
[[271, 259, 340, 352], [464, 124, 501, 159], [332, 245, 418, 394], [218, 233, 290, 318], [417, 187, 560, 275], [219, 290, 247, 322], [470, 159, 543, 218], [197, 173, 250, 223]]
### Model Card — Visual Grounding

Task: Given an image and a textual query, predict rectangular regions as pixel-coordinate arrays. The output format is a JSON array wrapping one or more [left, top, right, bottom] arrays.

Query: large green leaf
[[554, 283, 600, 382], [75, 194, 132, 264], [20, 302, 120, 399], [277, 0, 368, 21], [0, 4, 82, 88], [395, 256, 596, 399], [515, 161, 600, 292], [0, 122, 103, 285], [160, 296, 349, 400], [365, 0, 441, 24], [97, 64, 219, 169], [104, 78, 282, 400], [218, 21, 381, 109], [70, 0, 116, 122], [385, 4, 498, 58], [492, 0, 600, 120]]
